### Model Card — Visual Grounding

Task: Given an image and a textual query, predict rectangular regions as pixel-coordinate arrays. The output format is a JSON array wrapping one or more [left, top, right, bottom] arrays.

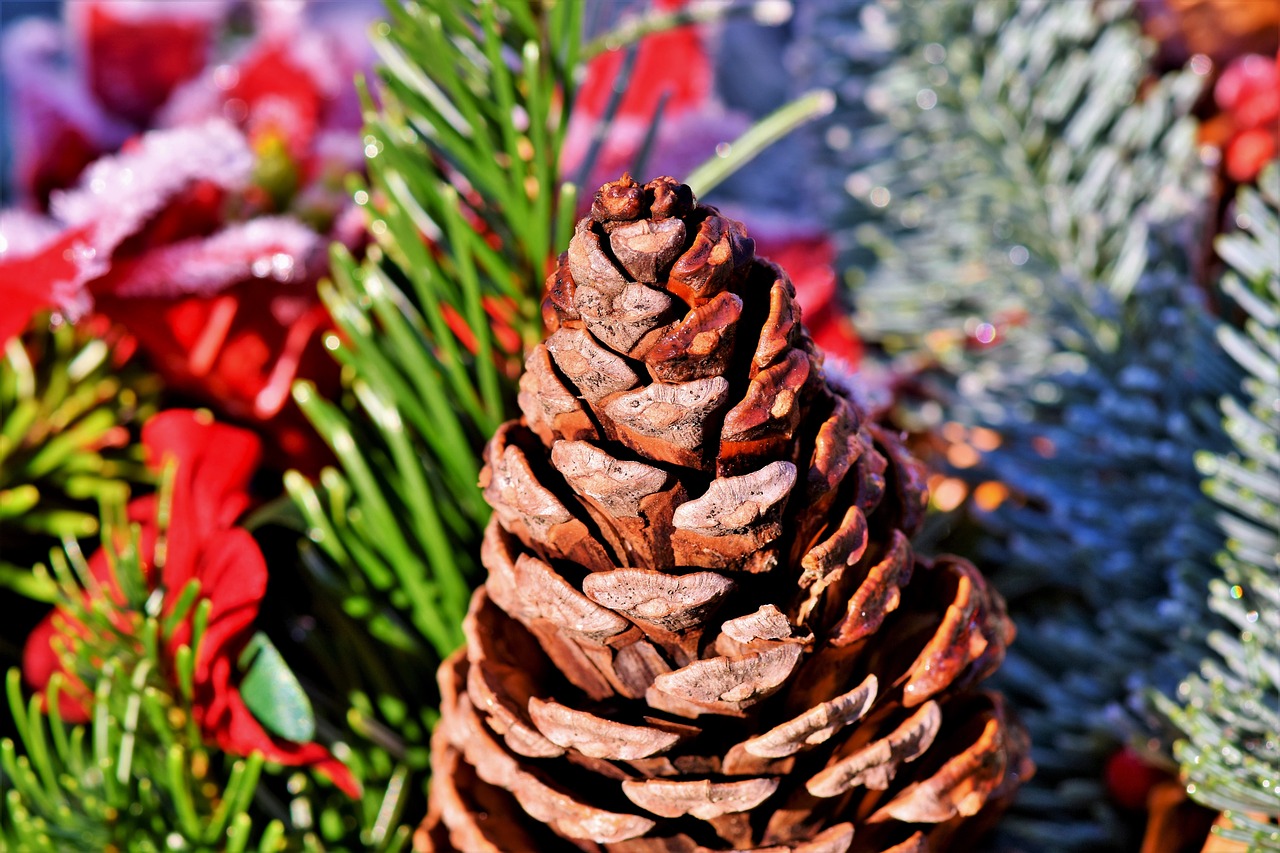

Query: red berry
[[1104, 746, 1168, 811]]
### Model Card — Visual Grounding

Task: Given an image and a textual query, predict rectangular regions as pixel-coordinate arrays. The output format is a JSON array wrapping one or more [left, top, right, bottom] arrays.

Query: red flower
[[0, 120, 338, 468], [0, 2, 375, 461], [574, 0, 711, 124], [22, 410, 359, 798], [1216, 51, 1280, 183], [70, 0, 228, 126]]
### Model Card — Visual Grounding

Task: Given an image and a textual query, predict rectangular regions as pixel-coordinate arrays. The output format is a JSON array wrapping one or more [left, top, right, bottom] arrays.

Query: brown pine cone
[[418, 175, 1032, 853]]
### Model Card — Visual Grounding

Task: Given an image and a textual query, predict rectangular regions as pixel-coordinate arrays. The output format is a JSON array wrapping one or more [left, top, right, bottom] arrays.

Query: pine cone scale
[[422, 175, 1030, 852]]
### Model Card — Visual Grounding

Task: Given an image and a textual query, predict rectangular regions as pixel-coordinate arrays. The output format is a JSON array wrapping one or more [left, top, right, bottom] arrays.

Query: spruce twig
[[1161, 165, 1280, 851]]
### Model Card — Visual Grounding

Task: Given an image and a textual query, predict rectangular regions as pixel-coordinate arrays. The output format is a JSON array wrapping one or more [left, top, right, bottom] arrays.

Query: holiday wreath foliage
[[0, 0, 1277, 851]]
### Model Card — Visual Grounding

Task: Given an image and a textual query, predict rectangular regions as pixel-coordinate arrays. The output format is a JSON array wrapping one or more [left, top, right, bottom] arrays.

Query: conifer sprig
[[810, 0, 1205, 389], [799, 0, 1232, 848], [0, 322, 157, 600], [0, 517, 272, 851], [1162, 165, 1280, 851], [288, 0, 586, 663]]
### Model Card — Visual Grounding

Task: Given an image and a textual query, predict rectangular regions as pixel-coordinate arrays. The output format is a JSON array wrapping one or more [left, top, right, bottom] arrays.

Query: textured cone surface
[[420, 176, 1031, 853]]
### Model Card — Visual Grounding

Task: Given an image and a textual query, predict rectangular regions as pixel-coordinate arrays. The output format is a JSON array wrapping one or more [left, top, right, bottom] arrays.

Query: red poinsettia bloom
[[23, 410, 359, 798], [1216, 51, 1280, 183], [1, 3, 372, 466], [0, 120, 339, 467]]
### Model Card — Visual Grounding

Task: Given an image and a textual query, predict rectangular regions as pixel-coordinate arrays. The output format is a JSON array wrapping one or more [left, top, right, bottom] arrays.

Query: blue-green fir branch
[[1161, 164, 1280, 851], [797, 0, 1230, 849]]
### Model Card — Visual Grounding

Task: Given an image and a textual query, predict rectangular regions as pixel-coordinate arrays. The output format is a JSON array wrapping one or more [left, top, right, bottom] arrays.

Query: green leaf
[[237, 632, 317, 743]]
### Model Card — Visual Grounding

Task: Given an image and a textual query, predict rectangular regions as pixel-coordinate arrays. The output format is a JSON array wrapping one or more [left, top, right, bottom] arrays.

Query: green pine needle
[[0, 519, 267, 850], [686, 89, 836, 197], [0, 322, 158, 599], [288, 0, 588, 665]]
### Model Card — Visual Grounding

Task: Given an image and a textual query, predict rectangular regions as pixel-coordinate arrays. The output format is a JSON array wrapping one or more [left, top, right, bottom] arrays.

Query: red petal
[[575, 0, 710, 122], [197, 654, 361, 799], [135, 410, 260, 593], [22, 607, 95, 724], [189, 529, 268, 675], [1226, 127, 1279, 183], [71, 0, 228, 125], [752, 230, 863, 369], [0, 223, 99, 341], [95, 280, 337, 445], [218, 687, 362, 798], [142, 411, 261, 576]]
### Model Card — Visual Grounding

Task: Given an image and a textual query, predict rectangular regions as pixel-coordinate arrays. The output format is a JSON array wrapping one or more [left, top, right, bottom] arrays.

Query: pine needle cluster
[[1161, 166, 1280, 851]]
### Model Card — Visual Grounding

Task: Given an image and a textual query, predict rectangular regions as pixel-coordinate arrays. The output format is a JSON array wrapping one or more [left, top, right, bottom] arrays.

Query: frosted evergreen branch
[[1162, 164, 1280, 851], [796, 0, 1228, 848]]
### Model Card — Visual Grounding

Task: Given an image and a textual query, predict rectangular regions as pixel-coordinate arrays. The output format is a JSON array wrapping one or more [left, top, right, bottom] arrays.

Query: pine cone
[[419, 175, 1031, 853]]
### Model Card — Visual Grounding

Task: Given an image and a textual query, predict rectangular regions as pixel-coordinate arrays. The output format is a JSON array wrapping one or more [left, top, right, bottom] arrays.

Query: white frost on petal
[[251, 0, 309, 40], [0, 211, 63, 260], [51, 119, 254, 257], [0, 212, 99, 322], [104, 217, 322, 299], [154, 73, 226, 130]]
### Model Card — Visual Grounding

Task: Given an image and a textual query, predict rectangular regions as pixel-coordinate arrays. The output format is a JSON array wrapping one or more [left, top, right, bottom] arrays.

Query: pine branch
[[1161, 164, 1280, 851], [0, 321, 158, 600], [288, 0, 586, 664], [798, 1, 1235, 848], [0, 520, 272, 850]]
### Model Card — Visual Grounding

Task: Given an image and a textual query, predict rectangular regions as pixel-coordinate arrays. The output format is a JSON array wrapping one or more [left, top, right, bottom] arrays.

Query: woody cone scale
[[418, 176, 1032, 852]]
